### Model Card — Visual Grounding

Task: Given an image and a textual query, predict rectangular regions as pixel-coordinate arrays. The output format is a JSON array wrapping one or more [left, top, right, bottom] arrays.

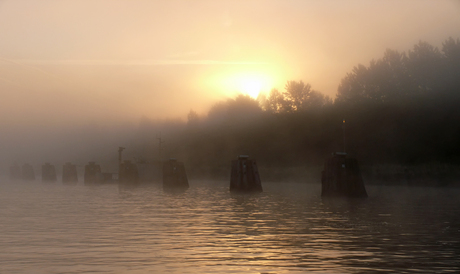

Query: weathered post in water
[[42, 163, 57, 182], [22, 163, 35, 181], [84, 162, 102, 185], [119, 160, 139, 185], [62, 162, 78, 184], [321, 119, 367, 197], [162, 159, 188, 189], [321, 152, 367, 197], [230, 155, 262, 193]]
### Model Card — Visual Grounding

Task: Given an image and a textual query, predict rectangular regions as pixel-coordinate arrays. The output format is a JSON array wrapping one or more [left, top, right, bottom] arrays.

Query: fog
[[1, 0, 459, 174]]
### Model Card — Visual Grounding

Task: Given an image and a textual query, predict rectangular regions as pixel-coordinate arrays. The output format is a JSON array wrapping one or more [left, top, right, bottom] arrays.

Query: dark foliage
[[135, 38, 460, 180]]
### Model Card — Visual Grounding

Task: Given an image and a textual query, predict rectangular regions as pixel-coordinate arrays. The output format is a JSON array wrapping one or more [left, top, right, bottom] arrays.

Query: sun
[[236, 77, 263, 98], [222, 72, 273, 99], [203, 67, 281, 100]]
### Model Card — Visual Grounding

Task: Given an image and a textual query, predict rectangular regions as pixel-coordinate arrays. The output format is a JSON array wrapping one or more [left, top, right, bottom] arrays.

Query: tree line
[[135, 37, 460, 182]]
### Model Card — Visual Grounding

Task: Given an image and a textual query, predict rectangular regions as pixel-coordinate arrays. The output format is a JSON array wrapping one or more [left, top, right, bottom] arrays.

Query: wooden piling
[[321, 152, 367, 197], [162, 159, 188, 189], [230, 155, 262, 193]]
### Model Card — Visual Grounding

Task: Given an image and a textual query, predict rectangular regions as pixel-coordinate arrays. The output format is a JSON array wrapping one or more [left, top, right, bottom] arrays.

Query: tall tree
[[336, 40, 453, 105], [207, 94, 262, 121], [265, 88, 288, 113], [336, 64, 371, 105], [284, 80, 312, 111], [352, 49, 408, 103], [405, 41, 443, 93], [306, 90, 333, 109], [442, 37, 460, 91]]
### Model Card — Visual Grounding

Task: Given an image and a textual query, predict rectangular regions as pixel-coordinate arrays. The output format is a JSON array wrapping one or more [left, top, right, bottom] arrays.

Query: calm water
[[1, 179, 459, 273]]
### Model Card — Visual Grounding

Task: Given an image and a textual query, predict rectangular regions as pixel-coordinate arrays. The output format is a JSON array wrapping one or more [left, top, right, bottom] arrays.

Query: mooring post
[[162, 158, 189, 189], [230, 155, 263, 193], [156, 132, 164, 162]]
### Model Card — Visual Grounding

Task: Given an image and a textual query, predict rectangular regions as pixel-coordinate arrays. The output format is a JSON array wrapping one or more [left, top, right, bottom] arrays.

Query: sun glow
[[218, 72, 274, 99], [236, 77, 263, 98]]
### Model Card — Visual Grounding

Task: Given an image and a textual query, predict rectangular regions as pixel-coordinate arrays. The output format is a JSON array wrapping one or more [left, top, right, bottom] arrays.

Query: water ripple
[[1, 180, 459, 273]]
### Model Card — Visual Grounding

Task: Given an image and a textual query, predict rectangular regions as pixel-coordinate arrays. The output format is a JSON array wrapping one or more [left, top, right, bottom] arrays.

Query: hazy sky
[[1, 0, 459, 126]]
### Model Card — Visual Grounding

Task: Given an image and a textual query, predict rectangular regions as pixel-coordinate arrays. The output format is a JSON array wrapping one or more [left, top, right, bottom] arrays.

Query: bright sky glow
[[0, 0, 459, 124], [238, 78, 262, 99], [213, 71, 276, 99]]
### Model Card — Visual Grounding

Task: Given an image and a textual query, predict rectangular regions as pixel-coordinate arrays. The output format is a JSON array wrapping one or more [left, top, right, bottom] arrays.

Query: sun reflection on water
[[0, 180, 459, 273]]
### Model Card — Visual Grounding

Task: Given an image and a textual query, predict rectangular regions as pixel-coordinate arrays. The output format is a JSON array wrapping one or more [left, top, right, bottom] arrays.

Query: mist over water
[[1, 179, 459, 273], [1, 2, 460, 273]]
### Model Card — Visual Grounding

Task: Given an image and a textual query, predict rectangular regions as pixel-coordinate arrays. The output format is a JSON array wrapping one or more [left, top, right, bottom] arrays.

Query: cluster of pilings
[[7, 153, 367, 198], [7, 163, 35, 181], [227, 153, 367, 197], [7, 129, 367, 198], [8, 162, 79, 183], [130, 155, 263, 192]]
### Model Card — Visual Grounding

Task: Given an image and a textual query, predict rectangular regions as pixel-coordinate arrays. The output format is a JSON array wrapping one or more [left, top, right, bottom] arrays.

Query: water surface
[[1, 179, 459, 273]]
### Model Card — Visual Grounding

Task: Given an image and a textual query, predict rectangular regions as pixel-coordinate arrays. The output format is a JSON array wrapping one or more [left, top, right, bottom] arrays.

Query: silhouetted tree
[[334, 38, 460, 166], [132, 37, 460, 181], [208, 94, 262, 122], [228, 94, 262, 114], [336, 49, 411, 104], [405, 41, 443, 93], [442, 37, 460, 92], [335, 40, 455, 105], [304, 90, 333, 109], [265, 88, 288, 113], [284, 80, 312, 111], [336, 64, 369, 105], [264, 82, 331, 113]]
